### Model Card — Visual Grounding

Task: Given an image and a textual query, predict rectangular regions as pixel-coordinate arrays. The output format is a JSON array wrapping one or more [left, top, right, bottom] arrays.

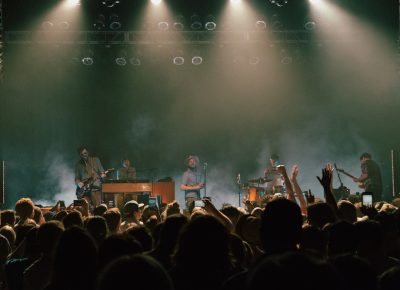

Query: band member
[[353, 152, 382, 202], [116, 158, 136, 181], [264, 153, 285, 194], [113, 157, 137, 209], [180, 155, 204, 208], [75, 145, 106, 207]]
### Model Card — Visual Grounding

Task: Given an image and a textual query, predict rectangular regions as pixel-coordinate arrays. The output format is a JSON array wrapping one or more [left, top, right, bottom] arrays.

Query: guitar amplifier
[[333, 186, 350, 201]]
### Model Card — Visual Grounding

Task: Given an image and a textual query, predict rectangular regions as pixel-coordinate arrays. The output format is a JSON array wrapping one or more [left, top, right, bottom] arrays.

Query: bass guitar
[[336, 168, 365, 189], [76, 168, 114, 199]]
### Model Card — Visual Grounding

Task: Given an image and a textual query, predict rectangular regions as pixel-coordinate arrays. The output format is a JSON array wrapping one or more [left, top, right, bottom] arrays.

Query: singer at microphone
[[180, 155, 205, 209]]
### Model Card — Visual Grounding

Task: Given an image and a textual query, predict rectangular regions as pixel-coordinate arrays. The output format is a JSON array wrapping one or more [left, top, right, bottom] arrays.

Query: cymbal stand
[[203, 162, 208, 197], [237, 173, 241, 207]]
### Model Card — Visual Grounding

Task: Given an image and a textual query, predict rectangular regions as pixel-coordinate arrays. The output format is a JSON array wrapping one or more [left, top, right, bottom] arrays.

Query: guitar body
[[75, 168, 114, 199], [76, 177, 94, 199]]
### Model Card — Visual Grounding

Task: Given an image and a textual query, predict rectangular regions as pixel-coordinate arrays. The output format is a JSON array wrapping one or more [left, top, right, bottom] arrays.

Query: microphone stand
[[203, 163, 208, 198], [237, 173, 241, 207]]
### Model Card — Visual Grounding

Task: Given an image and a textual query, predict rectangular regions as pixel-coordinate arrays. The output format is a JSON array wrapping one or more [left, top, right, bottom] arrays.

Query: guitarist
[[74, 145, 107, 207], [352, 152, 383, 202], [180, 155, 205, 209]]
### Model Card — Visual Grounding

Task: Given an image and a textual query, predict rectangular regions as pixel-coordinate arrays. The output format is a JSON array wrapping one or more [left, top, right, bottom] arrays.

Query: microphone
[[237, 173, 241, 185]]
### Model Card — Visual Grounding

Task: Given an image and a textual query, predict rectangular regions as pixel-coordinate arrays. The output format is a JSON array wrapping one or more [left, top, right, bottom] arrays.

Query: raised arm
[[203, 199, 233, 232], [317, 163, 342, 219], [290, 165, 307, 216], [276, 165, 296, 202]]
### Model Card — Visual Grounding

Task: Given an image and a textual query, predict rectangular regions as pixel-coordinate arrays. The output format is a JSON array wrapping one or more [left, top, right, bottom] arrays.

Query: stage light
[[82, 57, 94, 66], [130, 57, 141, 66], [270, 0, 288, 7], [82, 49, 94, 66], [115, 49, 127, 66], [304, 20, 316, 30], [151, 0, 162, 5], [271, 14, 283, 30], [102, 0, 120, 8], [109, 14, 122, 30], [204, 15, 216, 31], [41, 21, 54, 30], [230, 0, 241, 5], [94, 14, 106, 30], [158, 21, 169, 31], [67, 0, 80, 6], [255, 20, 267, 30], [173, 56, 185, 65], [173, 16, 185, 31], [192, 56, 203, 65], [190, 15, 202, 30], [280, 49, 292, 65]]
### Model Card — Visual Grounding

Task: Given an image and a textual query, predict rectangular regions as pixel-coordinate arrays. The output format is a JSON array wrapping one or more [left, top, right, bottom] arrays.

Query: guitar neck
[[338, 169, 356, 179]]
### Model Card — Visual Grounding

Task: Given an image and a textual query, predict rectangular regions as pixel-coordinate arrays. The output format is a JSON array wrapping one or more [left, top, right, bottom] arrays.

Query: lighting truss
[[4, 30, 362, 45]]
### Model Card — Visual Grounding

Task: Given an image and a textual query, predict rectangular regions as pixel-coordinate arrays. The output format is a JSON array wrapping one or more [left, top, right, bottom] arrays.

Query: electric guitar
[[336, 168, 365, 189], [76, 168, 114, 199]]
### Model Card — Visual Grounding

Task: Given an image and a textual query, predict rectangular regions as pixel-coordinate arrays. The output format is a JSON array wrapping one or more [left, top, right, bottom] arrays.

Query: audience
[[0, 163, 399, 290]]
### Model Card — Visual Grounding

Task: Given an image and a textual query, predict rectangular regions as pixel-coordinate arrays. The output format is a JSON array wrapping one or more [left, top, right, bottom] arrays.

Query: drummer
[[264, 153, 285, 194]]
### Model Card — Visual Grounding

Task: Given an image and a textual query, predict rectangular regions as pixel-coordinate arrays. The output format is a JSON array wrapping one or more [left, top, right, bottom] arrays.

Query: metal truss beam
[[4, 30, 362, 45]]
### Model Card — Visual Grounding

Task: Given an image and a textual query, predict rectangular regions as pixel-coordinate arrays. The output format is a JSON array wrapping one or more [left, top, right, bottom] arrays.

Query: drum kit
[[240, 175, 274, 202]]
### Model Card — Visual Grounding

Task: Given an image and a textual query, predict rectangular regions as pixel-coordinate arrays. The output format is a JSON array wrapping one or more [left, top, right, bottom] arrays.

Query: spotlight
[[115, 57, 127, 66], [190, 15, 202, 30], [192, 56, 203, 65], [41, 21, 54, 30], [271, 14, 283, 30], [67, 0, 80, 6], [173, 56, 185, 65], [230, 0, 241, 4], [115, 49, 127, 66], [109, 14, 122, 30], [94, 14, 106, 30], [82, 56, 94, 66], [173, 15, 185, 31], [255, 20, 267, 30], [204, 15, 216, 31], [280, 49, 292, 65], [304, 20, 316, 31], [81, 48, 94, 66], [57, 21, 70, 30], [102, 0, 120, 8], [158, 21, 169, 31], [151, 0, 162, 5], [130, 57, 141, 66], [270, 0, 288, 7]]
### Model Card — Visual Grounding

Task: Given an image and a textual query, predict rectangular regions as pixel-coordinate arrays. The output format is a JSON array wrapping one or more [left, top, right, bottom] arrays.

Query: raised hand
[[276, 165, 287, 175], [305, 189, 315, 204], [291, 165, 299, 180], [317, 163, 334, 190]]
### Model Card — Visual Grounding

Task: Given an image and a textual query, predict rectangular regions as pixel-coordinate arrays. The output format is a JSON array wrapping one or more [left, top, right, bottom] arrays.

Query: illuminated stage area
[[0, 0, 399, 209]]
